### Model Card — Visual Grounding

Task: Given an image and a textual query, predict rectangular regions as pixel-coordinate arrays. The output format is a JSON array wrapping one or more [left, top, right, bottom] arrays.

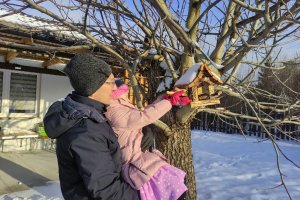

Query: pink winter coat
[[105, 97, 172, 189]]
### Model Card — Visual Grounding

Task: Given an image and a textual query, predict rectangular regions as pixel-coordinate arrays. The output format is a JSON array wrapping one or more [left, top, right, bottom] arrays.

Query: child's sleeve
[[109, 99, 172, 130]]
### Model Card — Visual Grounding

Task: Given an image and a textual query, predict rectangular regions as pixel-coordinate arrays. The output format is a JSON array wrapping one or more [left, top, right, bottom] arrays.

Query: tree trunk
[[142, 60, 197, 199], [155, 118, 197, 200]]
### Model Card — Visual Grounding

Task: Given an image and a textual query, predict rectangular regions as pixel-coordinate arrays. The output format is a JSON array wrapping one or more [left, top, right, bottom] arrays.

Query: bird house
[[174, 63, 223, 108]]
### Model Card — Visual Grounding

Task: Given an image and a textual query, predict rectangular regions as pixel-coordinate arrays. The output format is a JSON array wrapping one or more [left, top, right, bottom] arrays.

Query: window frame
[[0, 69, 40, 118]]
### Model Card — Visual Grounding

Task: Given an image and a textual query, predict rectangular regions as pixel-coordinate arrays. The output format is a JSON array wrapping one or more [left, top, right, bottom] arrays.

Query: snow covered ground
[[1, 130, 299, 200], [192, 131, 300, 200]]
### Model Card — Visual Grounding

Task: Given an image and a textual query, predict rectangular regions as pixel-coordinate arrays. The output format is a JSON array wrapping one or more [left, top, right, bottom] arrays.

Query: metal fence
[[191, 112, 300, 142]]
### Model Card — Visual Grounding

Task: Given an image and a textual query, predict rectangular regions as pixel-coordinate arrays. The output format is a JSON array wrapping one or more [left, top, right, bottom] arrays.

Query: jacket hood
[[43, 94, 107, 139]]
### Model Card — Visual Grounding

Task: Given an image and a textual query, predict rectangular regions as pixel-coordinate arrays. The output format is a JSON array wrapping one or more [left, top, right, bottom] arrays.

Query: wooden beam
[[42, 58, 63, 68], [192, 87, 199, 102], [190, 99, 220, 108], [0, 62, 65, 76], [5, 52, 18, 63], [20, 37, 34, 45], [69, 48, 90, 54]]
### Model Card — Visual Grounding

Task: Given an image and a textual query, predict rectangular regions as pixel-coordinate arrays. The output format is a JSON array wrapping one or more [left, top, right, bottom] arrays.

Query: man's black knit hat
[[63, 54, 112, 96]]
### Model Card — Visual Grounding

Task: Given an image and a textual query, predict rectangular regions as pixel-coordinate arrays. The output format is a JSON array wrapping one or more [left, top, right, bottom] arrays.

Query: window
[[0, 70, 39, 117], [9, 73, 37, 113]]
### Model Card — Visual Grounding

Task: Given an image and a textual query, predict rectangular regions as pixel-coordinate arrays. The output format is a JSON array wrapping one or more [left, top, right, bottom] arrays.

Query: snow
[[149, 48, 157, 55], [174, 63, 202, 86], [193, 41, 224, 70], [213, 63, 224, 70], [159, 54, 176, 70], [1, 131, 300, 200], [0, 181, 63, 200], [173, 62, 223, 88], [156, 76, 174, 93], [192, 131, 300, 200], [0, 9, 86, 40], [156, 55, 178, 93]]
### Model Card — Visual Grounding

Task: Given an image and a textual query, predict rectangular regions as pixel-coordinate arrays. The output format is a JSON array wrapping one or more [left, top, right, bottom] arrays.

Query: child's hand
[[163, 89, 191, 106], [178, 96, 191, 106]]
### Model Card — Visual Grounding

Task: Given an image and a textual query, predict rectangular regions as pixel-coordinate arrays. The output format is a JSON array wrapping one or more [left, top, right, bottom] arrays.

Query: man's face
[[89, 73, 117, 105]]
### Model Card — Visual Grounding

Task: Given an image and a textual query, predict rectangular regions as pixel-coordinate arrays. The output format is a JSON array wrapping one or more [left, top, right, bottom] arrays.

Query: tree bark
[[155, 113, 197, 200], [142, 59, 197, 199]]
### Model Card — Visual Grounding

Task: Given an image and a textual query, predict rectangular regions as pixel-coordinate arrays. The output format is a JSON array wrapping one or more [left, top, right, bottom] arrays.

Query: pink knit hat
[[112, 83, 129, 100]]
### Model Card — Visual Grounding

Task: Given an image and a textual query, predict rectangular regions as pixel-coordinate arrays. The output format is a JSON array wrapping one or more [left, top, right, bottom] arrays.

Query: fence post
[[204, 113, 207, 130]]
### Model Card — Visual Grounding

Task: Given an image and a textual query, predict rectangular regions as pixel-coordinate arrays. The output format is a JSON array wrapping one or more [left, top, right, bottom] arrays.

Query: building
[[0, 9, 150, 151], [0, 9, 93, 150]]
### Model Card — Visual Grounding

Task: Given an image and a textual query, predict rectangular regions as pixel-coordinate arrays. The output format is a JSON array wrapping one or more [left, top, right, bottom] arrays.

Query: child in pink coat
[[105, 80, 189, 200]]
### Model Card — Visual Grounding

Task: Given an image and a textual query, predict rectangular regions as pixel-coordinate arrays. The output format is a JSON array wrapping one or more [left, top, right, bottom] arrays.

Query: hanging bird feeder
[[174, 63, 223, 108]]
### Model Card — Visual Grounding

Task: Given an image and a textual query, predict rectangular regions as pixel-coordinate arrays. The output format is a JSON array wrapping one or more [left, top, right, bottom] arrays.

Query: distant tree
[[257, 57, 300, 114]]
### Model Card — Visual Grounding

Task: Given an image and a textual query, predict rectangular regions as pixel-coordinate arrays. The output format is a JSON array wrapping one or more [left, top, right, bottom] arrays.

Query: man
[[44, 54, 152, 199]]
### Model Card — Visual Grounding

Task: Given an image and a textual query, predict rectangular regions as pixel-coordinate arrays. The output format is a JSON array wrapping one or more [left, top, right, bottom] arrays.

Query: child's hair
[[115, 79, 125, 87]]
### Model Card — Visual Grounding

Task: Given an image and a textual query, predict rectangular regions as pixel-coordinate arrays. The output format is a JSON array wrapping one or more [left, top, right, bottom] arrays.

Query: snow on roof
[[0, 9, 86, 41], [174, 63, 202, 86], [208, 69, 222, 83]]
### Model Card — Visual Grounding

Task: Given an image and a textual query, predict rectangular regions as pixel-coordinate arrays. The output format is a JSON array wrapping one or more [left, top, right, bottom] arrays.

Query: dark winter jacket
[[43, 93, 140, 200]]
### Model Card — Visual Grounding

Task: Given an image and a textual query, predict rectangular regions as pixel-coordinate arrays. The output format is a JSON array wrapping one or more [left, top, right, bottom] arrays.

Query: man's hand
[[141, 125, 155, 152]]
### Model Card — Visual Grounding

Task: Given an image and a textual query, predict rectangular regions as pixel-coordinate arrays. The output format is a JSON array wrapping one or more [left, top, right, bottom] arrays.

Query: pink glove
[[163, 90, 191, 106], [163, 90, 184, 105], [178, 96, 191, 106]]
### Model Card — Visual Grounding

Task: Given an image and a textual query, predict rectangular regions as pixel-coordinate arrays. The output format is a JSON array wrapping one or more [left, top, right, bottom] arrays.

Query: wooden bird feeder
[[175, 63, 223, 108]]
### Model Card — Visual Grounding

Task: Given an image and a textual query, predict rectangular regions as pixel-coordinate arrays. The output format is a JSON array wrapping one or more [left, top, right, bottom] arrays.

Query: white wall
[[0, 53, 72, 132], [0, 73, 72, 132], [39, 74, 73, 117]]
